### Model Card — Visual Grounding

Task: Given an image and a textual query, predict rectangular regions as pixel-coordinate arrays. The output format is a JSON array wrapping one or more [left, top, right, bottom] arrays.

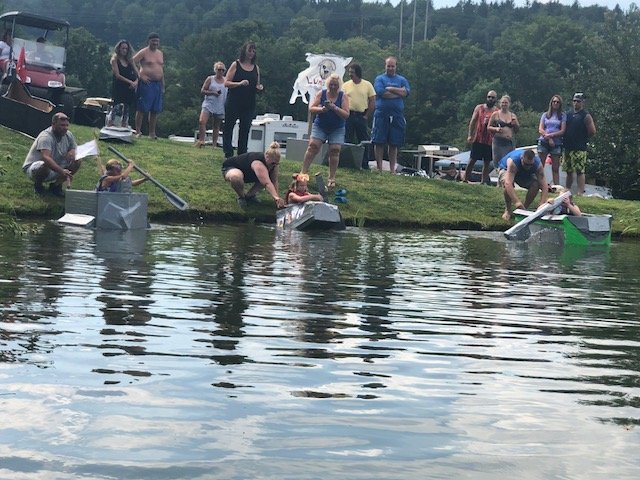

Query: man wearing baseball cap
[[563, 93, 596, 194]]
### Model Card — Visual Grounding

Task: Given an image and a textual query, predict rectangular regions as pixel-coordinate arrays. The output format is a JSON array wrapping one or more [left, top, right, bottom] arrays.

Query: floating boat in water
[[58, 189, 149, 230], [276, 201, 345, 231], [513, 208, 612, 246]]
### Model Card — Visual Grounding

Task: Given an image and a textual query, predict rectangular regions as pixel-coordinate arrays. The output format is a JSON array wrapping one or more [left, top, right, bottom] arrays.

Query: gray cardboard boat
[[58, 189, 148, 230]]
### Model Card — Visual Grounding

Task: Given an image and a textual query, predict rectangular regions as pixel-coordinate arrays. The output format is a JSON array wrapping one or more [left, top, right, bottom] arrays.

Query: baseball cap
[[573, 92, 585, 101]]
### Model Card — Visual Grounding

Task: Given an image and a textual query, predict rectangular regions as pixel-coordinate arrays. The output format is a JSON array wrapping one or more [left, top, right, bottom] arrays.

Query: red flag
[[16, 47, 27, 83]]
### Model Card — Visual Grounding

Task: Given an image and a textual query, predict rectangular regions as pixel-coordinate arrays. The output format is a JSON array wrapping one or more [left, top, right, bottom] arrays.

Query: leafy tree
[[66, 27, 111, 96], [580, 9, 640, 199]]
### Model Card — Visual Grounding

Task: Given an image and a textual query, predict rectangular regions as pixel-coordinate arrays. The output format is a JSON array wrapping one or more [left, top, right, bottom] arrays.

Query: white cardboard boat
[[276, 201, 345, 231]]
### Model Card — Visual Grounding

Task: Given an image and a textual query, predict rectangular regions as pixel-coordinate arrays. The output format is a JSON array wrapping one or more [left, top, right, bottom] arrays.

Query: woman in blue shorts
[[300, 73, 350, 188], [537, 94, 566, 186]]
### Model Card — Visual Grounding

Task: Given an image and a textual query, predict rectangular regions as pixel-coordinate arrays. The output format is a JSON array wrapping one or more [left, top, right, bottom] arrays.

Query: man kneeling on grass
[[498, 149, 548, 221], [22, 113, 79, 197]]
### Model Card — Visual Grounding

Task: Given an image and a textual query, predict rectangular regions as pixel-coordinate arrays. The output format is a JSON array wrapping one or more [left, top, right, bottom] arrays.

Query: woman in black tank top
[[223, 41, 264, 158]]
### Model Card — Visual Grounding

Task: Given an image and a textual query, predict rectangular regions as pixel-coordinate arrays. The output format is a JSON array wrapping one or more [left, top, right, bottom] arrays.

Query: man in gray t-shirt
[[22, 112, 79, 196]]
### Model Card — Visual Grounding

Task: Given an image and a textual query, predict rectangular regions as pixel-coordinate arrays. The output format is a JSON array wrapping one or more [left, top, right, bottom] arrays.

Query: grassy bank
[[1, 125, 639, 238]]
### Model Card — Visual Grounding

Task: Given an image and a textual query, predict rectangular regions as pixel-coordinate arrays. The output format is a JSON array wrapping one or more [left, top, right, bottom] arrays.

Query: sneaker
[[49, 183, 65, 197], [237, 197, 247, 209], [34, 182, 45, 195], [245, 195, 261, 204]]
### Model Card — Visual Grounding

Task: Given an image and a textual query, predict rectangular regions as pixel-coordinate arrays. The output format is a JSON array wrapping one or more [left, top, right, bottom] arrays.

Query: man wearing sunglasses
[[563, 93, 596, 195], [465, 90, 498, 183]]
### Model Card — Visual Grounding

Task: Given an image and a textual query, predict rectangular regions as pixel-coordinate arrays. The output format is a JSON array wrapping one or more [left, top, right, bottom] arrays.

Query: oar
[[504, 190, 571, 241], [107, 146, 189, 211], [315, 172, 328, 202]]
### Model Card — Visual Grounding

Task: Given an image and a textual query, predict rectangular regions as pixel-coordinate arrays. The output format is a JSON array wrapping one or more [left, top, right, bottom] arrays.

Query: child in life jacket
[[97, 158, 147, 192], [285, 173, 323, 204]]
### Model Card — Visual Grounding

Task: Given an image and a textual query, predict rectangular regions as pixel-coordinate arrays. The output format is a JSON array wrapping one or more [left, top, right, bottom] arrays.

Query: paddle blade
[[315, 173, 328, 202], [163, 190, 189, 211]]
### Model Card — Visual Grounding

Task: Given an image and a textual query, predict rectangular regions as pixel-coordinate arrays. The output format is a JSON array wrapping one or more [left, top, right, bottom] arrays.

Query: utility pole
[[424, 0, 429, 41], [411, 0, 417, 52], [399, 0, 404, 58]]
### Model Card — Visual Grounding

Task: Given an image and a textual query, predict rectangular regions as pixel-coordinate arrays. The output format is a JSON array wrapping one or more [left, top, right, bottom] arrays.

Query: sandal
[[327, 179, 336, 189]]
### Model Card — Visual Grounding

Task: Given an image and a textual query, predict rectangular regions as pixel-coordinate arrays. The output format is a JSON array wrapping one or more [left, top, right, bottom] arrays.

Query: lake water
[[1, 222, 639, 479]]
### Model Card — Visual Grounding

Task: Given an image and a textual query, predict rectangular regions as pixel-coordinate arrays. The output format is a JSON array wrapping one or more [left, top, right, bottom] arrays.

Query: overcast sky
[[366, 0, 636, 11]]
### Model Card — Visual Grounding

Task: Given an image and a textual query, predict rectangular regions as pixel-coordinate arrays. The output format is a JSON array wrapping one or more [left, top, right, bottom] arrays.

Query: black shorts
[[470, 142, 492, 163]]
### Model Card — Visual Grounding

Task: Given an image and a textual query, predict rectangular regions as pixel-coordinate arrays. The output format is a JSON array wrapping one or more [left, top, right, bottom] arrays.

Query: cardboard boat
[[513, 209, 612, 246], [58, 189, 149, 230], [0, 77, 62, 137], [276, 201, 345, 231]]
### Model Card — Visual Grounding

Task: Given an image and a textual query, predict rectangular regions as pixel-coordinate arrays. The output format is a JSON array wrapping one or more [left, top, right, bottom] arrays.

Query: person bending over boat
[[222, 141, 285, 209], [286, 173, 323, 204], [22, 113, 79, 197], [498, 149, 548, 221], [97, 159, 147, 193]]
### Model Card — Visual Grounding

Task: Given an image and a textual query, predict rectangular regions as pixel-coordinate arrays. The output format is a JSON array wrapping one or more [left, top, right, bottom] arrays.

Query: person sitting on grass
[[547, 186, 582, 216], [97, 158, 147, 193], [286, 173, 324, 204], [498, 148, 548, 221], [221, 141, 285, 209], [439, 162, 461, 181]]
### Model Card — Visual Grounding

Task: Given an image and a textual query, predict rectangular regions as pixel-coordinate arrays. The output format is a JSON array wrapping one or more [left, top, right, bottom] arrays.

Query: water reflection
[[0, 224, 639, 478]]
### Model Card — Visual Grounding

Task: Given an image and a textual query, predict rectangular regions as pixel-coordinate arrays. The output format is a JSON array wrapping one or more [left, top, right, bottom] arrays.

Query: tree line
[[2, 0, 639, 198]]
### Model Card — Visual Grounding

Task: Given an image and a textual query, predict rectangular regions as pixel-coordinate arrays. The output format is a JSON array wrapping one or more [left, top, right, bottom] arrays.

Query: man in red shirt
[[465, 90, 498, 184]]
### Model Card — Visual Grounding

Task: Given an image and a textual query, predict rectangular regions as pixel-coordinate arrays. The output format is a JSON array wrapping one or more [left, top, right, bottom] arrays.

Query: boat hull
[[0, 78, 62, 137], [513, 209, 612, 246], [276, 201, 345, 231]]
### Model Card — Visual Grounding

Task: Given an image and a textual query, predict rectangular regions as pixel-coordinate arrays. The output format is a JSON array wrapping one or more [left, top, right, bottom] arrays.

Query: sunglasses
[[216, 68, 225, 72], [552, 100, 560, 103], [487, 96, 496, 99], [573, 99, 583, 103]]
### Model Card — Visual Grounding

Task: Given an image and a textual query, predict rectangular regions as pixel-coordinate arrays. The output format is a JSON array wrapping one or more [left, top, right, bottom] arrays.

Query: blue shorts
[[137, 80, 163, 113], [310, 124, 345, 145], [371, 111, 405, 146], [537, 138, 562, 156]]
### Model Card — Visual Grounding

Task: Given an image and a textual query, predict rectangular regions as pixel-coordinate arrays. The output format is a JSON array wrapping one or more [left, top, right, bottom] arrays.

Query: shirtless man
[[133, 32, 164, 139]]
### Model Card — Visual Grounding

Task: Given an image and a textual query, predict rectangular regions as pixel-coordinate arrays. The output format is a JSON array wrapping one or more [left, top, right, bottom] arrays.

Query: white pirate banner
[[289, 52, 352, 104]]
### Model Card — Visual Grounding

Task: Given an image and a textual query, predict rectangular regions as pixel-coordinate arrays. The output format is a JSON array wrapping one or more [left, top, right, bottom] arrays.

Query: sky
[[366, 0, 636, 11]]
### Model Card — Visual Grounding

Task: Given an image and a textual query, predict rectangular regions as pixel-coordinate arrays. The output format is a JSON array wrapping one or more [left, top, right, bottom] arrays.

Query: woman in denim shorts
[[537, 95, 566, 185], [300, 73, 350, 188]]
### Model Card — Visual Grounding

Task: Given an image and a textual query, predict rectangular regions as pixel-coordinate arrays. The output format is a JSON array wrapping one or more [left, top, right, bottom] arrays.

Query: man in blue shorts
[[498, 149, 548, 221], [133, 32, 164, 139], [371, 56, 410, 174]]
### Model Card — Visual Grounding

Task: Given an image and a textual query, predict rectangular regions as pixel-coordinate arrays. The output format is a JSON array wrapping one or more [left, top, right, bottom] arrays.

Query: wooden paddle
[[107, 146, 189, 211], [504, 190, 571, 241]]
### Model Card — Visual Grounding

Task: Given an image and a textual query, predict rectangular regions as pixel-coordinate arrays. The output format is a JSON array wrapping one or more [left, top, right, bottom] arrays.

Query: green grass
[[1, 124, 639, 238]]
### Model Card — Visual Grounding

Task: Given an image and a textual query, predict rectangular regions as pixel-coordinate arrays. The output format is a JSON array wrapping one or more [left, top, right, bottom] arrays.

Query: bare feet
[[502, 210, 511, 221]]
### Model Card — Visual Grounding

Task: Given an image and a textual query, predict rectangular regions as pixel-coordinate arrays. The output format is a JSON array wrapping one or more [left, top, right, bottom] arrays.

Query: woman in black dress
[[108, 40, 139, 127], [223, 41, 264, 158]]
